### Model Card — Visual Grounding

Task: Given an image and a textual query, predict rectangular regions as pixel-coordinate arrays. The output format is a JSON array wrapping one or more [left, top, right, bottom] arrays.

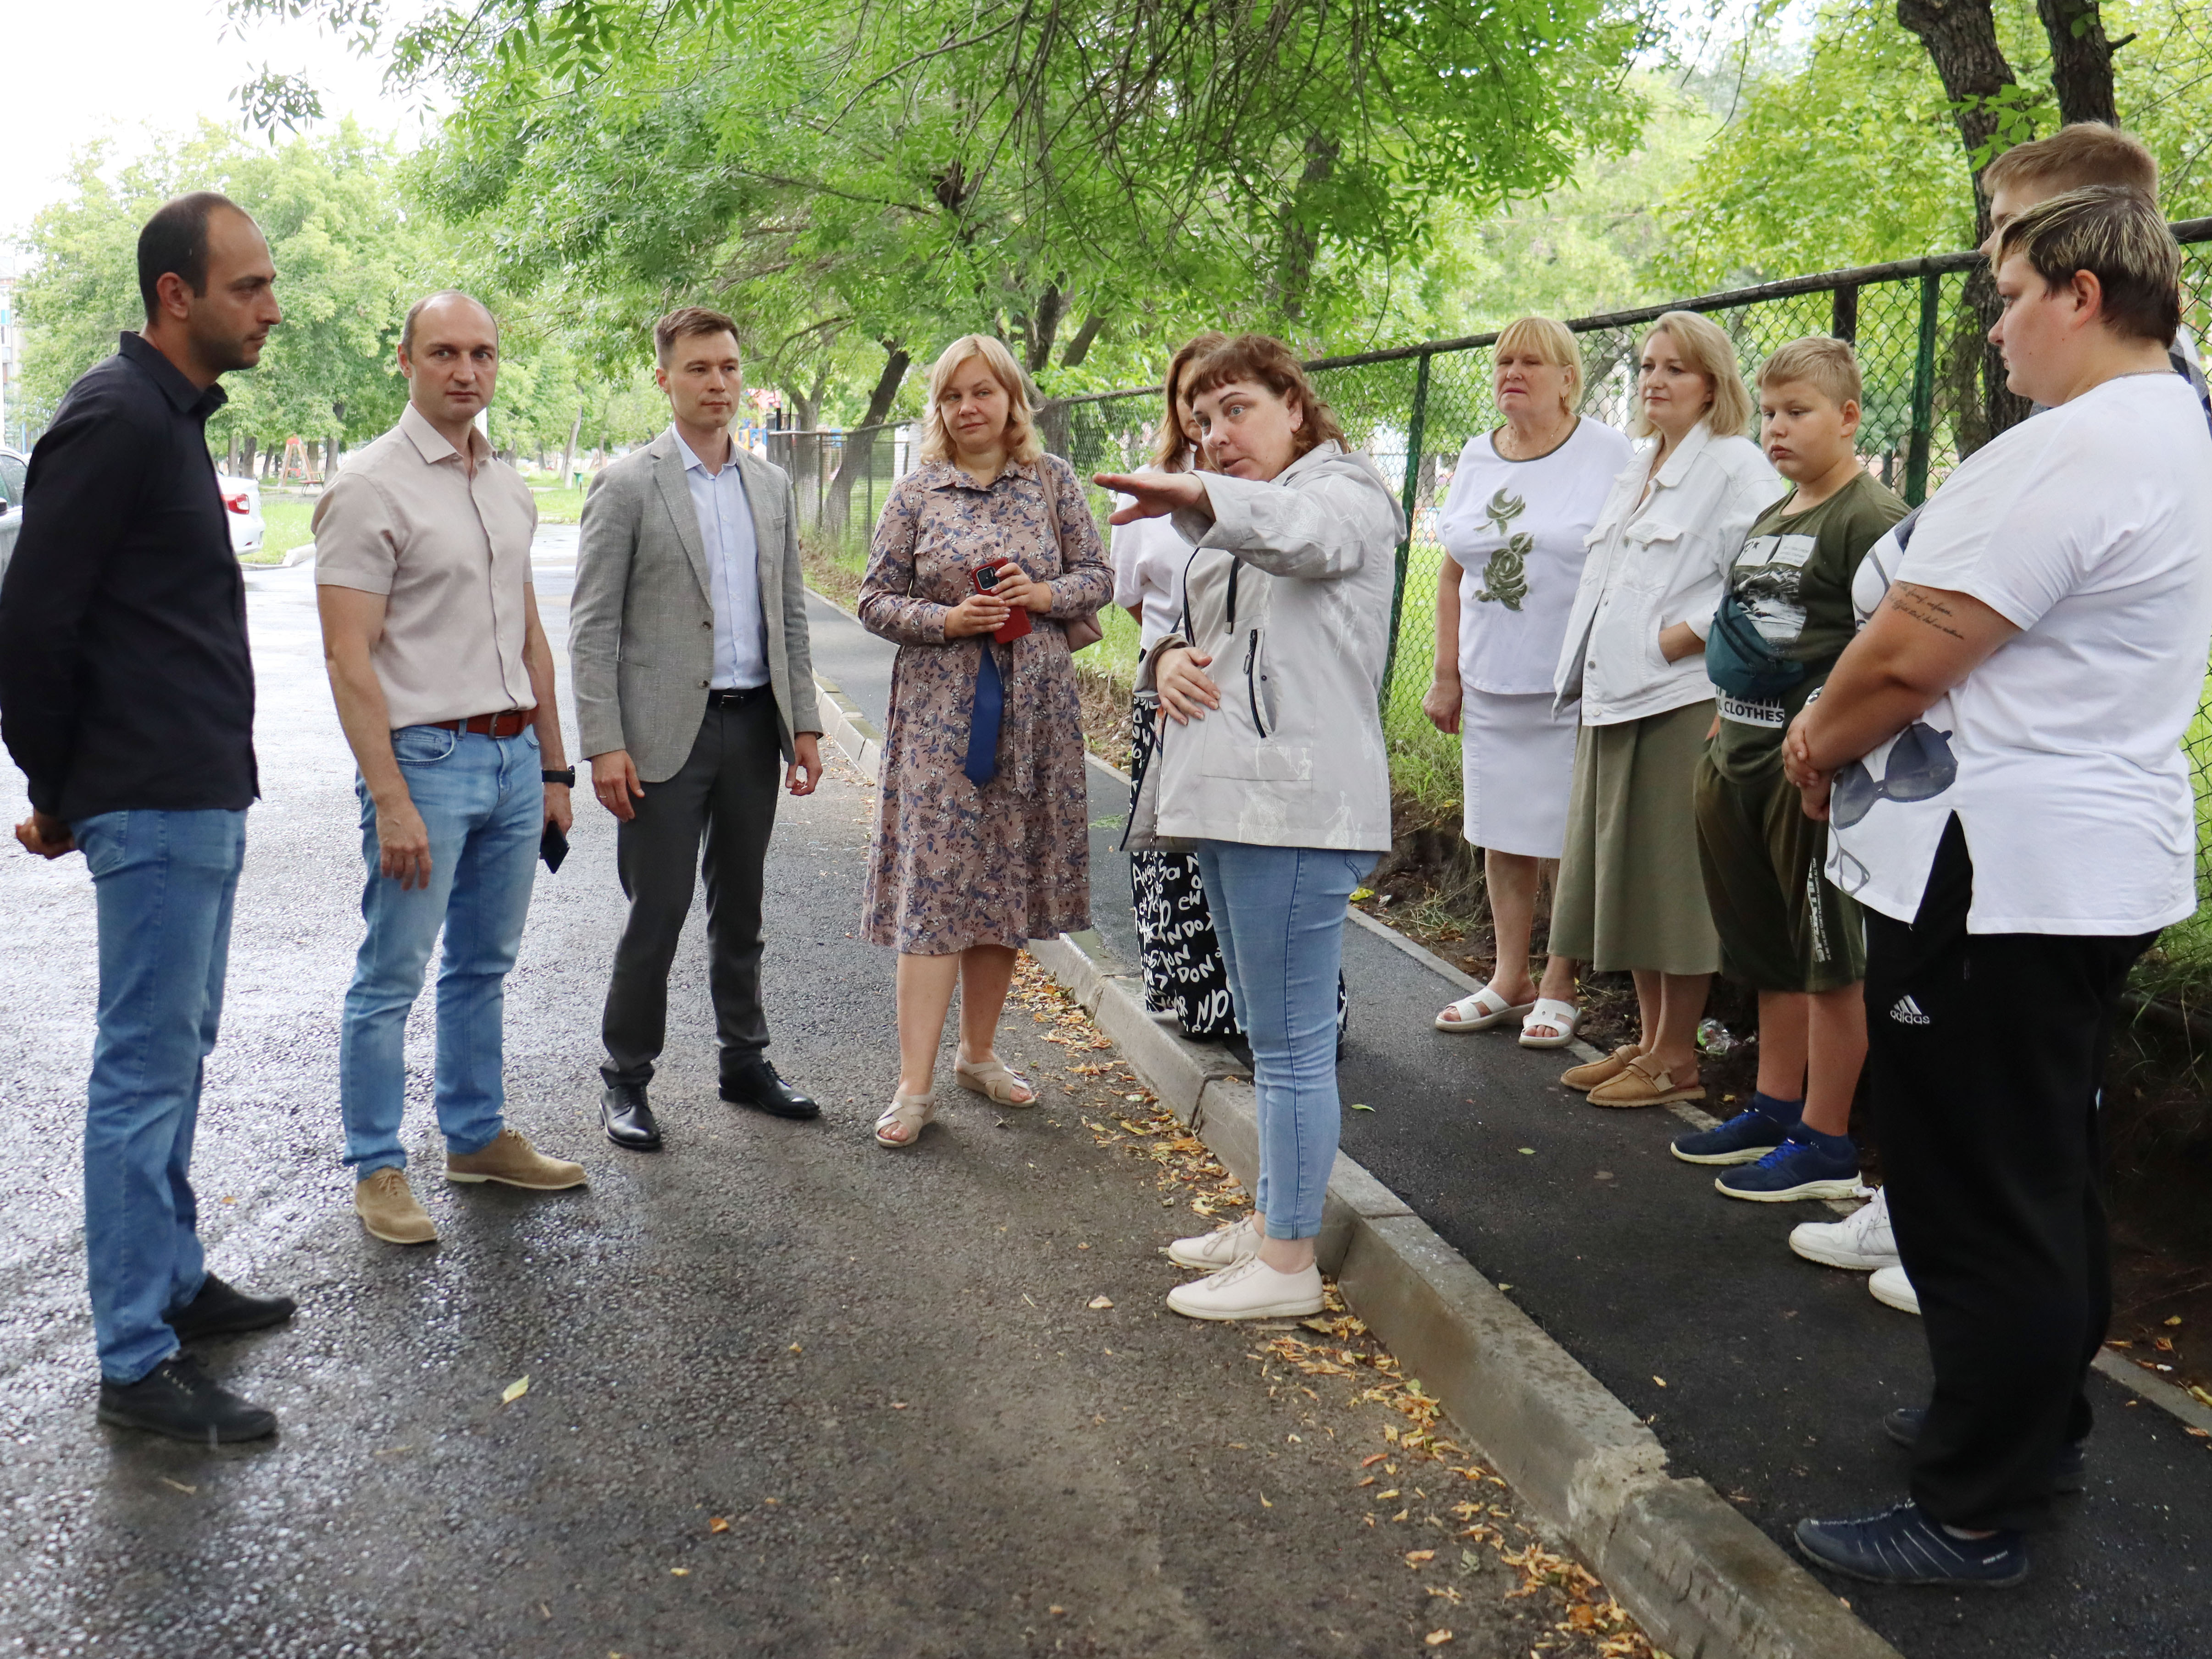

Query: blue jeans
[[73, 809, 249, 1383], [340, 726, 541, 1176], [1191, 840, 1375, 1241]]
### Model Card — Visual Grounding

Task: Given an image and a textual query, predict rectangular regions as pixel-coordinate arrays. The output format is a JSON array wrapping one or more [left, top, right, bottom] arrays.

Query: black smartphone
[[541, 820, 569, 873]]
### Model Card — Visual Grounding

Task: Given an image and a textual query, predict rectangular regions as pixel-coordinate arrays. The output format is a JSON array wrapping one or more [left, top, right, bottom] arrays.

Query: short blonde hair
[[1634, 311, 1754, 439], [1493, 316, 1585, 414], [1983, 122, 2158, 203], [1999, 184, 2183, 345], [919, 334, 1043, 466], [1757, 336, 1863, 410]]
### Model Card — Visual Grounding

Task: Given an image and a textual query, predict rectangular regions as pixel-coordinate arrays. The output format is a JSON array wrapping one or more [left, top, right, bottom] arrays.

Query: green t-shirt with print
[[1710, 469, 1909, 781]]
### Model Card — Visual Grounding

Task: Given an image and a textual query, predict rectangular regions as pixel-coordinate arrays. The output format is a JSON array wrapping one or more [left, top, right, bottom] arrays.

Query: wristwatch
[[542, 767, 577, 787]]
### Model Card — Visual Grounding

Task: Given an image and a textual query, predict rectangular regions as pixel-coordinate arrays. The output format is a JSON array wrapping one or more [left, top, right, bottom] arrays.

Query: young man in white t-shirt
[[1778, 188, 2212, 1588]]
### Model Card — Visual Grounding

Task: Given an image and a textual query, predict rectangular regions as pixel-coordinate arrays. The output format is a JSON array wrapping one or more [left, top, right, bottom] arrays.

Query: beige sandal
[[1560, 1043, 1641, 1093], [955, 1054, 1036, 1107], [1586, 1053, 1705, 1109], [875, 1092, 937, 1148]]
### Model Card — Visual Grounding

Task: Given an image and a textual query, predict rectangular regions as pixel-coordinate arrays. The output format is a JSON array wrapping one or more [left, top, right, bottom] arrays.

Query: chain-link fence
[[1040, 218, 2212, 854]]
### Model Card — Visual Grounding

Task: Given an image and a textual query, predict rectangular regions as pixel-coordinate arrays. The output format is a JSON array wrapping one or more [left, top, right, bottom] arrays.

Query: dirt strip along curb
[[809, 666, 1899, 1659]]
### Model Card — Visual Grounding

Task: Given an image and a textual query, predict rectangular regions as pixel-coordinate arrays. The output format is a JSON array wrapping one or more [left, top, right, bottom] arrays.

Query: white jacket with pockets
[[1553, 420, 1781, 726], [1131, 441, 1408, 853]]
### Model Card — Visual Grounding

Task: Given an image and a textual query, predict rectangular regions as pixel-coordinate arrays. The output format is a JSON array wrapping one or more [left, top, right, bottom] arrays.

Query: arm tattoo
[[1885, 583, 1966, 640]]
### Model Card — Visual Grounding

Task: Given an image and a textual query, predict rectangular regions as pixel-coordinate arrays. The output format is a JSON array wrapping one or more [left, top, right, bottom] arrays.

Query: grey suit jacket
[[569, 429, 821, 783]]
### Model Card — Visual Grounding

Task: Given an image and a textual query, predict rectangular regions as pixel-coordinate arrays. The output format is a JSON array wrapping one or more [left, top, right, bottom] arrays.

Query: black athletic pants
[[1863, 816, 2151, 1532], [600, 695, 782, 1088]]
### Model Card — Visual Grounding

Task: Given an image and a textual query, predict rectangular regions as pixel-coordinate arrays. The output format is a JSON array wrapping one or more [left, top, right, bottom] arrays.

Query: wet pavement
[[0, 539, 1588, 1659], [809, 611, 2212, 1659]]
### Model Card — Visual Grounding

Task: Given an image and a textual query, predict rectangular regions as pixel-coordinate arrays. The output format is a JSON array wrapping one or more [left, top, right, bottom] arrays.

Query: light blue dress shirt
[[678, 429, 769, 689]]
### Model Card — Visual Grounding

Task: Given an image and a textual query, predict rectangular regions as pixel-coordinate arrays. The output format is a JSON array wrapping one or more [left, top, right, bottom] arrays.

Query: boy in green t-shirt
[[1679, 337, 1909, 1202]]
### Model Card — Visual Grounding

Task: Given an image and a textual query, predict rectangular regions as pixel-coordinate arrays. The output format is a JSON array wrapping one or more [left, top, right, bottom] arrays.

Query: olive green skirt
[[1547, 700, 1720, 977]]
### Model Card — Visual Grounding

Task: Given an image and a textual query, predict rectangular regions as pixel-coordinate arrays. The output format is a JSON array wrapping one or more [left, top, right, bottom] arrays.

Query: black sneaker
[[165, 1273, 297, 1344], [1796, 1499, 2027, 1588], [97, 1354, 277, 1444], [1883, 1406, 2086, 1493]]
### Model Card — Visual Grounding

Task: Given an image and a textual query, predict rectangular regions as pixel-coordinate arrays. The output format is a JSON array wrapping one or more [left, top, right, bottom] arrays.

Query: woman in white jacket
[[1548, 311, 1780, 1108], [1100, 334, 1406, 1322]]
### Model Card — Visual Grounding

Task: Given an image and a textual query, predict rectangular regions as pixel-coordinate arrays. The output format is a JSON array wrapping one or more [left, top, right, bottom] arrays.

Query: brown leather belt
[[424, 709, 534, 738]]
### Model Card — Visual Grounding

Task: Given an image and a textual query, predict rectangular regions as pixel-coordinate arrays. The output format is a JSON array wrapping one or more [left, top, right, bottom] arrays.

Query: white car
[[216, 471, 265, 556]]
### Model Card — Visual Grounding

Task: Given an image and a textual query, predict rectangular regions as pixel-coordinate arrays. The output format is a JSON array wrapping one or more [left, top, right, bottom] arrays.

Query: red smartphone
[[971, 562, 1033, 643]]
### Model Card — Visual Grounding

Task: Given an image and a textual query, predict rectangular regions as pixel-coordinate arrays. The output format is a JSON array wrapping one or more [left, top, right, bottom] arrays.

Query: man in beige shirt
[[315, 289, 585, 1246]]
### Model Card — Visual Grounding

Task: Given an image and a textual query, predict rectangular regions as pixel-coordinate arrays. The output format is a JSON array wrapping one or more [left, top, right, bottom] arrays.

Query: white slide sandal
[[1518, 998, 1582, 1049], [1434, 988, 1536, 1032]]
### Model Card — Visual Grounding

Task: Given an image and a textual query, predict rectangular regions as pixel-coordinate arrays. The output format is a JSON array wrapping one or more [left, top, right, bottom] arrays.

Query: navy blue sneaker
[[1884, 1407, 2086, 1493], [1795, 1500, 2028, 1588], [1670, 1109, 1789, 1166], [1714, 1132, 1860, 1201]]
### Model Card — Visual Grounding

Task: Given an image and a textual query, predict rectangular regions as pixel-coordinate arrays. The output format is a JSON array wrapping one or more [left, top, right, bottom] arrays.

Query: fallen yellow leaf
[[1652, 1376, 1667, 1388], [669, 1567, 689, 1577], [159, 1477, 196, 1495], [1424, 1631, 1453, 1647], [1088, 1296, 1114, 1310], [1259, 1495, 1272, 1509], [502, 1376, 530, 1404], [2167, 1315, 2185, 1326], [708, 1517, 730, 1533], [1048, 1605, 1066, 1616], [1406, 1549, 1436, 1567]]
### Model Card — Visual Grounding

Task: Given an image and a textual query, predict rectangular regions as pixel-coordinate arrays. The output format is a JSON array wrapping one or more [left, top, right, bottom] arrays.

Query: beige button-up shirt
[[314, 403, 538, 728]]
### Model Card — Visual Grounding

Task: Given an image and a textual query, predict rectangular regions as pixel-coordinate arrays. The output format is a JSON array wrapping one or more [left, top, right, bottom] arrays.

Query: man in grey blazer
[[569, 306, 824, 1149]]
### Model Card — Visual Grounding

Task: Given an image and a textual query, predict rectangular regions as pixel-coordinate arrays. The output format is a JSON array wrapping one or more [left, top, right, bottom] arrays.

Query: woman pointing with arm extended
[[1098, 334, 1405, 1322]]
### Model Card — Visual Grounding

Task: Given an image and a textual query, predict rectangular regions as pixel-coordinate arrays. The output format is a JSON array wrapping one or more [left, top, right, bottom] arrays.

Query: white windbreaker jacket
[[1552, 421, 1781, 726], [1131, 441, 1408, 852]]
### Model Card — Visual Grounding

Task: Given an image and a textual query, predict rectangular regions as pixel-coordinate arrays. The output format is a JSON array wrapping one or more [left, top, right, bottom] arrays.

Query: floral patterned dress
[[859, 454, 1114, 954]]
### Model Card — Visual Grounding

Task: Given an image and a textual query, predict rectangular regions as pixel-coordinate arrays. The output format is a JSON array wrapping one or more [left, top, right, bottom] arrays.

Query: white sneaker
[[1165, 1258, 1325, 1321], [1869, 1264, 1922, 1315], [1789, 1187, 1900, 1272], [1167, 1218, 1261, 1271]]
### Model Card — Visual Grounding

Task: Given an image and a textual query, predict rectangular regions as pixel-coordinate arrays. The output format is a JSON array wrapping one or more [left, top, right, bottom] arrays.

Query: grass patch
[[532, 485, 587, 525]]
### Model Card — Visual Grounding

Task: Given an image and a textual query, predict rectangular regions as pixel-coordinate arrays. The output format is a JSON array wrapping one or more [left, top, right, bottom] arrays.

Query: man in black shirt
[[0, 193, 295, 1442]]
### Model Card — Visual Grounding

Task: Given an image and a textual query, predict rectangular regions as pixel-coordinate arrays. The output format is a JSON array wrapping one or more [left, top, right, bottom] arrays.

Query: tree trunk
[[825, 344, 912, 541], [1060, 314, 1107, 368], [2037, 0, 2118, 124], [1026, 283, 1068, 374], [560, 409, 584, 485], [1277, 134, 1339, 323], [1895, 0, 2033, 445], [239, 433, 258, 477]]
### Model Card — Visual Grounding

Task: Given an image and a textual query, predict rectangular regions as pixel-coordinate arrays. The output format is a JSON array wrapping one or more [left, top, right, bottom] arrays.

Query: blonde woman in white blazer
[[1547, 310, 1781, 1109]]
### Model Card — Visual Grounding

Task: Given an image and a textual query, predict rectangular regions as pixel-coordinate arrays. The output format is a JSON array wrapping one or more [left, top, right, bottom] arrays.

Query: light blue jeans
[[340, 726, 541, 1176], [1191, 840, 1376, 1241], [73, 808, 248, 1382]]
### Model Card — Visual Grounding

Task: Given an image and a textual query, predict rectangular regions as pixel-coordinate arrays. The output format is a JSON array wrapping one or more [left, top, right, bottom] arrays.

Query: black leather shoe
[[602, 1083, 663, 1150], [720, 1056, 819, 1120], [165, 1273, 296, 1344], [98, 1354, 277, 1443], [1885, 1405, 2085, 1493]]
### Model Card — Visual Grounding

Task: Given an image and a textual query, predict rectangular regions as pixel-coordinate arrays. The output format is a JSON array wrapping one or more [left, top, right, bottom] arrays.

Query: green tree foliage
[[1660, 0, 2212, 286], [235, 0, 1653, 424]]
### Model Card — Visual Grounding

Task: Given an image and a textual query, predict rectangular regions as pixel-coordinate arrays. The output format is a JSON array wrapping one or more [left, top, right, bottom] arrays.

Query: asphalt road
[[0, 539, 1598, 1659]]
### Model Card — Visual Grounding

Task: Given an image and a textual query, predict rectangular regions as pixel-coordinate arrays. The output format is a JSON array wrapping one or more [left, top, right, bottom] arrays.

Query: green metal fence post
[[1380, 352, 1432, 715], [1904, 272, 1940, 506]]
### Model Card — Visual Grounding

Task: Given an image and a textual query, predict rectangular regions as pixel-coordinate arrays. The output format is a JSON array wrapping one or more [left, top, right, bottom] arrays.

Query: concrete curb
[[807, 656, 1898, 1654], [1025, 927, 1900, 1659]]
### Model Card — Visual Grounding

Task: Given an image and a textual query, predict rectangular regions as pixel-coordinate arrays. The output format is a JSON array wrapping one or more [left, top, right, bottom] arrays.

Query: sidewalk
[[808, 594, 2212, 1659]]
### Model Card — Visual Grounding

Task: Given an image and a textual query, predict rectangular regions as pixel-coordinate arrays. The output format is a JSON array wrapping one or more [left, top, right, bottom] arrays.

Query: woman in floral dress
[[859, 334, 1113, 1148]]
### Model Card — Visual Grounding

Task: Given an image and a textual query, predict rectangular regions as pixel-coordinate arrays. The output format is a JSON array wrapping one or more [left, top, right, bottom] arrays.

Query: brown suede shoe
[[446, 1127, 587, 1191], [1560, 1043, 1641, 1093], [1587, 1053, 1706, 1109], [355, 1167, 438, 1245]]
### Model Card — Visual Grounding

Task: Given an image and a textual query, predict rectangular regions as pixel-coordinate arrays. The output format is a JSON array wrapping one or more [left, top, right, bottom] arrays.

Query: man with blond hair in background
[[316, 290, 586, 1245]]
